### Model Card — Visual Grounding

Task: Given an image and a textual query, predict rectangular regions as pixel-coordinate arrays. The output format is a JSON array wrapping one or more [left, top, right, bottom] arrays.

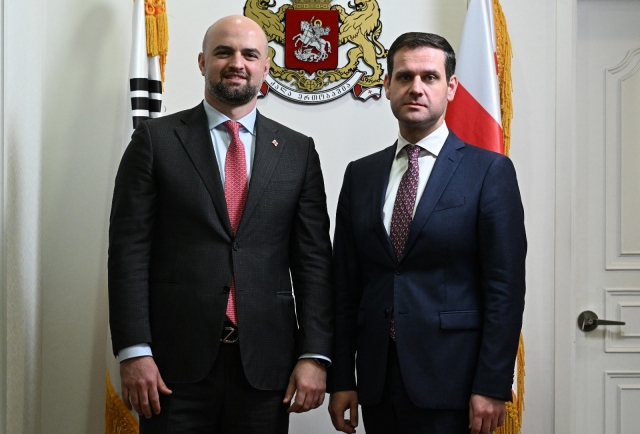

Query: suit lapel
[[372, 144, 397, 263], [237, 112, 284, 233], [402, 132, 464, 258], [175, 103, 233, 236]]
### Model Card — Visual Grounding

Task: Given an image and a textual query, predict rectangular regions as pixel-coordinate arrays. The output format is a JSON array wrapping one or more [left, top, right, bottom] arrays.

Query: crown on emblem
[[291, 0, 332, 10]]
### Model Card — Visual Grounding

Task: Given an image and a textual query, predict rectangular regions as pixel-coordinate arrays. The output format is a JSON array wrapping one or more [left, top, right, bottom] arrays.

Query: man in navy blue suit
[[328, 32, 526, 434]]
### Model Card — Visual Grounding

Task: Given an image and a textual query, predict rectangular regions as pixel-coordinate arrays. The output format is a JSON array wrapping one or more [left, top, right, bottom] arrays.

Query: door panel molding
[[606, 46, 640, 269], [605, 371, 640, 434], [605, 289, 640, 352]]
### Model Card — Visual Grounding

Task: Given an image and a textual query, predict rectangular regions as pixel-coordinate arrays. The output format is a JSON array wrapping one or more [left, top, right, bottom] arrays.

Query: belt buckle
[[220, 325, 239, 343]]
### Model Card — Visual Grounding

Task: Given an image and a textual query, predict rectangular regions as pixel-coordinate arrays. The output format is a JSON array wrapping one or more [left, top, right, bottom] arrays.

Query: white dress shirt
[[119, 102, 330, 365], [382, 122, 450, 235]]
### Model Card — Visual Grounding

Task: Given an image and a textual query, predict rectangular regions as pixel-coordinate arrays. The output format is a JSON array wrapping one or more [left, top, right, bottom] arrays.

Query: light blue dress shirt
[[203, 100, 257, 184]]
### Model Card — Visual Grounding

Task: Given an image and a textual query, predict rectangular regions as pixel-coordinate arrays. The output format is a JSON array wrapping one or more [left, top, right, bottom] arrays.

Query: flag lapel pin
[[272, 140, 278, 147]]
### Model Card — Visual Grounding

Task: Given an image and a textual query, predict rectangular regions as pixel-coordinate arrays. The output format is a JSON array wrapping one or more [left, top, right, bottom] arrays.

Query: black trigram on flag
[[129, 0, 163, 130], [130, 75, 162, 129]]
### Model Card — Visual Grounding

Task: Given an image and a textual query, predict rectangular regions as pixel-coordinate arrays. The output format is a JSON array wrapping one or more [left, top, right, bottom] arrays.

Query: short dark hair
[[386, 32, 456, 81]]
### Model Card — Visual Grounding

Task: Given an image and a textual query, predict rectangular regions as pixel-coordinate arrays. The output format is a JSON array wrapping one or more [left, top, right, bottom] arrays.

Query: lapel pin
[[272, 140, 278, 147]]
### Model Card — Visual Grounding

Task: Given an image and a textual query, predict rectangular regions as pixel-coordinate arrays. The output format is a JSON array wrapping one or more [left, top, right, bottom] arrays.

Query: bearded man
[[108, 15, 333, 434]]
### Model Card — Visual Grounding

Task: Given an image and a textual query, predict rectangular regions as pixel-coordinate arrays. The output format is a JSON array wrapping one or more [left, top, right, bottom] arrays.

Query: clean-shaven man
[[328, 32, 526, 434]]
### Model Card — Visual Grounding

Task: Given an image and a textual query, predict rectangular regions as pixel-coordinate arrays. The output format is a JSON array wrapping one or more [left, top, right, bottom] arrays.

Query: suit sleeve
[[108, 122, 157, 356], [327, 162, 362, 392], [472, 155, 527, 400], [288, 137, 334, 359]]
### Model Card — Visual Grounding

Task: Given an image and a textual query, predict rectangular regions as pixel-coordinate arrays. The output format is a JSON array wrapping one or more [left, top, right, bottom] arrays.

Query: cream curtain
[[2, 0, 44, 432]]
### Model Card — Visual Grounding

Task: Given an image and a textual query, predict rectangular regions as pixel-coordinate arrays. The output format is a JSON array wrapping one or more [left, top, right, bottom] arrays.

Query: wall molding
[[554, 0, 578, 433], [0, 0, 6, 430]]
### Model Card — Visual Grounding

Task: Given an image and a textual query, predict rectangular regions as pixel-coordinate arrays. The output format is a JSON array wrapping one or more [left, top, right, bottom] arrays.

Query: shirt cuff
[[298, 353, 332, 367], [118, 344, 153, 362]]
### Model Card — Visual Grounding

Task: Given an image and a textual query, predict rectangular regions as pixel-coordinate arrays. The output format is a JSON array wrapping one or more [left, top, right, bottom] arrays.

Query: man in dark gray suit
[[108, 15, 333, 433]]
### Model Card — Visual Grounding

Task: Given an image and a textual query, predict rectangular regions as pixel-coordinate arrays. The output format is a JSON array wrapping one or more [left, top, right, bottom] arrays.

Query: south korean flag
[[129, 0, 162, 131]]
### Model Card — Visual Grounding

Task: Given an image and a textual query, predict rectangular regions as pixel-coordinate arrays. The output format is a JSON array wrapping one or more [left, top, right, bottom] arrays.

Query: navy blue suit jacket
[[329, 132, 526, 409]]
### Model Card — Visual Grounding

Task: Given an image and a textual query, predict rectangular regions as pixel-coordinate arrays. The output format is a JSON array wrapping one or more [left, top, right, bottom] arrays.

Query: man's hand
[[469, 393, 506, 434], [283, 359, 327, 413], [328, 390, 359, 433], [120, 356, 172, 419]]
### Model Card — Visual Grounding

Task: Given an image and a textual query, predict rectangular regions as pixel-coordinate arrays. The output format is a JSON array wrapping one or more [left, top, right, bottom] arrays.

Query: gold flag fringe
[[496, 333, 525, 434], [493, 0, 513, 157], [492, 1, 523, 433], [105, 369, 139, 434], [144, 0, 169, 84]]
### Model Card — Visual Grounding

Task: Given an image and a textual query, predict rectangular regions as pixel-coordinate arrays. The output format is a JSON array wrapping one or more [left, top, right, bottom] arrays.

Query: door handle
[[577, 310, 625, 332]]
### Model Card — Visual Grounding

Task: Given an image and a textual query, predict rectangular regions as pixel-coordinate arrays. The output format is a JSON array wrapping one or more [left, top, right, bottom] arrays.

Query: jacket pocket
[[439, 310, 482, 330], [433, 195, 465, 212]]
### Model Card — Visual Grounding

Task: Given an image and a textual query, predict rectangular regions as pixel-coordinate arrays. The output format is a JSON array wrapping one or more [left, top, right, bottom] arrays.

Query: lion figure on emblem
[[331, 0, 387, 85], [243, 0, 291, 44]]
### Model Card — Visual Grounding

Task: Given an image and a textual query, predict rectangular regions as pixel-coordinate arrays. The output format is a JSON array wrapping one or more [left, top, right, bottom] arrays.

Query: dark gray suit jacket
[[109, 103, 333, 390]]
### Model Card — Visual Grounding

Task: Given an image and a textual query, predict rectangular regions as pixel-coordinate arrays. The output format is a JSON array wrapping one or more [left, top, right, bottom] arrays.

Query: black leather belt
[[220, 323, 239, 343]]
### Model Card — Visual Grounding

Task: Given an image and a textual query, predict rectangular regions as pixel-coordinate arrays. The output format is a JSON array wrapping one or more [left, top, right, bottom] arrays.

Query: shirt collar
[[395, 121, 449, 158], [203, 99, 257, 135]]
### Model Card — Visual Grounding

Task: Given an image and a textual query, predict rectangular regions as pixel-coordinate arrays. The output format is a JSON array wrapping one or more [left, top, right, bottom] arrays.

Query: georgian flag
[[446, 3, 525, 433], [445, 0, 503, 154], [129, 0, 162, 130]]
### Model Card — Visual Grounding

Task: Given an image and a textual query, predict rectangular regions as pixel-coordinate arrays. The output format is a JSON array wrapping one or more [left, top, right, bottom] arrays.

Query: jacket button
[[395, 266, 403, 275], [383, 309, 390, 318], [232, 243, 239, 251], [223, 286, 230, 294]]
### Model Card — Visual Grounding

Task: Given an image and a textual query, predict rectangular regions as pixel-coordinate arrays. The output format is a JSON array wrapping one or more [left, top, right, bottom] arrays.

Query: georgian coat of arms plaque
[[244, 0, 388, 103]]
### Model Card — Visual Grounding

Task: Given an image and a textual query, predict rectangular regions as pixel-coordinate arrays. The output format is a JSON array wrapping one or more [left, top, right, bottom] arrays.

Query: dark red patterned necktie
[[389, 144, 421, 340], [223, 120, 248, 326]]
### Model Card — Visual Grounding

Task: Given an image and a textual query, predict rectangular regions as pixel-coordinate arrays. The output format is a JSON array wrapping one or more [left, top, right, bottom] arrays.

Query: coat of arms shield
[[285, 9, 339, 73]]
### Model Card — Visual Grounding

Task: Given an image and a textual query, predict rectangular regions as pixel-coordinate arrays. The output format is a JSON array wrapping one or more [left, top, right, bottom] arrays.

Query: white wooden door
[[558, 1, 640, 433]]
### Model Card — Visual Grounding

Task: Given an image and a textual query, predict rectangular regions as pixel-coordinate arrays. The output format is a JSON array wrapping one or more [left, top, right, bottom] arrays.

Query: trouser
[[361, 340, 470, 434], [140, 328, 289, 434]]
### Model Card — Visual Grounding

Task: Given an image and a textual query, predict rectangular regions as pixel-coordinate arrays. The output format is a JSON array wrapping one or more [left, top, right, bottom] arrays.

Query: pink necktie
[[389, 144, 421, 340], [223, 120, 248, 326]]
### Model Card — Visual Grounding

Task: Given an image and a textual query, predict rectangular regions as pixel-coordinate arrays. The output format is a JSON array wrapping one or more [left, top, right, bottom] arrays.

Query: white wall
[[39, 1, 130, 432], [502, 1, 557, 433], [1, 0, 558, 432]]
